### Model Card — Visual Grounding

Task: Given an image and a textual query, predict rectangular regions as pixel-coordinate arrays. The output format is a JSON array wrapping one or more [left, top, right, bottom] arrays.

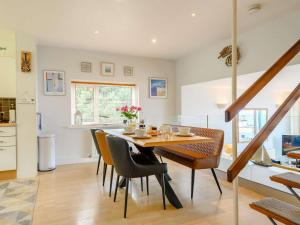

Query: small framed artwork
[[21, 51, 32, 72], [101, 62, 114, 76], [149, 77, 168, 98], [124, 65, 134, 76], [43, 70, 65, 96], [81, 62, 92, 73]]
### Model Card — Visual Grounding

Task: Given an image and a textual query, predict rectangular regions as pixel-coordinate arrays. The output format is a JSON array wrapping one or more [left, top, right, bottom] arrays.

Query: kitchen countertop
[[0, 122, 16, 127]]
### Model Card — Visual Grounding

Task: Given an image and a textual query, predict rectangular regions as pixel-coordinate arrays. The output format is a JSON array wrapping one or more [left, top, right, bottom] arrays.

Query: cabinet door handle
[[0, 141, 4, 143]]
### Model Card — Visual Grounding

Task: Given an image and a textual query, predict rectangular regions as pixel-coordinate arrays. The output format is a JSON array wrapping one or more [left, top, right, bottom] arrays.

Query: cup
[[135, 128, 146, 137], [178, 127, 190, 135], [160, 125, 172, 139], [124, 126, 134, 133]]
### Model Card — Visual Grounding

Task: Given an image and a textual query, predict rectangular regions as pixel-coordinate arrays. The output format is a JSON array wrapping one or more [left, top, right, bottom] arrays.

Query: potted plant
[[116, 105, 142, 128]]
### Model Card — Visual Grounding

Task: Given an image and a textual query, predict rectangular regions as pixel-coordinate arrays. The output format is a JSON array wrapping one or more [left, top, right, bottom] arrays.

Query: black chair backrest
[[106, 135, 136, 178], [91, 129, 102, 155]]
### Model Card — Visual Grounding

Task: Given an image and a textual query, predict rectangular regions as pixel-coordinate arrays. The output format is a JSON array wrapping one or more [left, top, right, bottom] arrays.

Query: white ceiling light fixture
[[191, 12, 197, 17], [152, 38, 157, 44], [94, 30, 100, 35], [248, 4, 261, 14]]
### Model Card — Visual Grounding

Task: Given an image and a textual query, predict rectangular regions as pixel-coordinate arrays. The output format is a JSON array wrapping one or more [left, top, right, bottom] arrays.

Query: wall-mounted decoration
[[21, 51, 32, 72], [81, 62, 92, 73], [218, 45, 241, 67], [123, 65, 134, 76], [100, 62, 114, 76], [43, 70, 65, 96], [149, 77, 168, 98]]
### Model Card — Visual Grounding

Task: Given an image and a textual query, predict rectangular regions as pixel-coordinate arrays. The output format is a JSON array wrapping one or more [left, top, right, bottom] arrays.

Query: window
[[238, 108, 268, 142], [72, 81, 136, 125]]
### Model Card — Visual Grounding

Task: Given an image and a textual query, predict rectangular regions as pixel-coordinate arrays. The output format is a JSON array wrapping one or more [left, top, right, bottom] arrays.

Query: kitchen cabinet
[[0, 125, 16, 171]]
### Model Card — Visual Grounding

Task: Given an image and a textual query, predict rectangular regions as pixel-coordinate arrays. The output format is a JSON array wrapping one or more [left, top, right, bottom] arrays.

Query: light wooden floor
[[33, 160, 273, 225]]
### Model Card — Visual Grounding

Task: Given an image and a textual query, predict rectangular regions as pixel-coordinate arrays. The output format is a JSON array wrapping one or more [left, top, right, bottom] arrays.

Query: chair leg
[[140, 177, 144, 192], [103, 163, 107, 186], [268, 217, 278, 225], [114, 175, 120, 202], [191, 169, 195, 199], [161, 173, 166, 210], [211, 168, 222, 194], [109, 166, 114, 197], [96, 155, 101, 175], [146, 176, 149, 195], [159, 156, 164, 163], [124, 178, 129, 218]]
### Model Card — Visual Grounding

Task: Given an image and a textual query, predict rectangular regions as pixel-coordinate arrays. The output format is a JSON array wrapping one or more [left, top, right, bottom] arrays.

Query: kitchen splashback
[[0, 97, 16, 121]]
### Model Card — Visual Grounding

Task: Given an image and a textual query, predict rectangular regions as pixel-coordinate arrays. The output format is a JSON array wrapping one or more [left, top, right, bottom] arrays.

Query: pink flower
[[130, 106, 137, 111], [137, 107, 142, 111]]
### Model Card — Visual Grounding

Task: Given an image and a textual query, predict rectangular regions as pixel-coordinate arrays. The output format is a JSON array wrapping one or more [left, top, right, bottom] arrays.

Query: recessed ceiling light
[[152, 38, 157, 44], [94, 30, 100, 35], [191, 12, 197, 17]]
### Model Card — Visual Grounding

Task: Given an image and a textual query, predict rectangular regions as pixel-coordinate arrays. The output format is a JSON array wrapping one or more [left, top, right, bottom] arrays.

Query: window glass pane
[[75, 86, 94, 123], [98, 86, 133, 124]]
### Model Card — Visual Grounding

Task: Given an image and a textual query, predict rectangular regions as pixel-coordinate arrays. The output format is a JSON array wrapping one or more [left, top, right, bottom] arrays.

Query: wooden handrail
[[227, 83, 300, 182], [225, 39, 300, 122]]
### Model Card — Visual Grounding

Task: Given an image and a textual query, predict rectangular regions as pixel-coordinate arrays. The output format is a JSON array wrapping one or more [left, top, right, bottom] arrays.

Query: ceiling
[[0, 0, 299, 59]]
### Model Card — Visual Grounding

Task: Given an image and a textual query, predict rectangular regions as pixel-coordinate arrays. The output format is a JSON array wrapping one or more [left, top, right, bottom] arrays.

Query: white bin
[[38, 134, 56, 171]]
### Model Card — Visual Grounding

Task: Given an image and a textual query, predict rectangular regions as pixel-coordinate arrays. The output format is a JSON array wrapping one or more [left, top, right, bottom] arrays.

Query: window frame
[[71, 81, 137, 126]]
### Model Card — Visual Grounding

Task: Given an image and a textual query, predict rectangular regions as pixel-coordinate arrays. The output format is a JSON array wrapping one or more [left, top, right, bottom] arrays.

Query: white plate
[[132, 135, 152, 139], [174, 132, 195, 137], [122, 132, 135, 135]]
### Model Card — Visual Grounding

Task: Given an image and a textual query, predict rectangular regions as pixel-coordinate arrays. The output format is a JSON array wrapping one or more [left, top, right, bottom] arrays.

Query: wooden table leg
[[135, 145, 183, 209]]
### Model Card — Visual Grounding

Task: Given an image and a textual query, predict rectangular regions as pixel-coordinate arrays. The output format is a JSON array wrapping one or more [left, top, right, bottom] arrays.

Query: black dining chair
[[91, 129, 105, 176], [106, 135, 167, 218]]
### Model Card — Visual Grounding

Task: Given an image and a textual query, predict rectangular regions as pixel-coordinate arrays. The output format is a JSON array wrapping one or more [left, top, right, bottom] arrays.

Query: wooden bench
[[154, 126, 224, 199]]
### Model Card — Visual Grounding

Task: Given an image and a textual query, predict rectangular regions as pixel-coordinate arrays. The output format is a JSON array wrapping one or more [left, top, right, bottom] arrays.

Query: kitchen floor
[[33, 160, 271, 225]]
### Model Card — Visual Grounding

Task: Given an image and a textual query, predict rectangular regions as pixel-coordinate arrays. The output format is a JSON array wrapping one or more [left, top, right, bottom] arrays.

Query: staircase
[[225, 39, 300, 225]]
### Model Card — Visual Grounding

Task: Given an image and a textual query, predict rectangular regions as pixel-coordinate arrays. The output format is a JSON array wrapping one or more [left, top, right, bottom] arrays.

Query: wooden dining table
[[103, 128, 213, 209]]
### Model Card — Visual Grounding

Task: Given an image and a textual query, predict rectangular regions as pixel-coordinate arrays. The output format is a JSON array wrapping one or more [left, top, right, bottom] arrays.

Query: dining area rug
[[0, 178, 38, 225]]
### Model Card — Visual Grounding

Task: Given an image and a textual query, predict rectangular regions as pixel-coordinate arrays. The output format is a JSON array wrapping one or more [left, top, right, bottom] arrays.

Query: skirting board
[[0, 170, 16, 180]]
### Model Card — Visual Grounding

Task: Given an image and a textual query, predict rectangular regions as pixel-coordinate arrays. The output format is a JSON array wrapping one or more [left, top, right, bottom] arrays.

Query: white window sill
[[67, 123, 124, 129]]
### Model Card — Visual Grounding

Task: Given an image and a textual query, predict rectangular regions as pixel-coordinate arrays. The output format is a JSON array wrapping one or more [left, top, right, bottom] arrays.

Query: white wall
[[181, 64, 300, 160], [176, 9, 300, 113], [15, 32, 38, 178], [37, 46, 176, 164], [0, 29, 16, 97]]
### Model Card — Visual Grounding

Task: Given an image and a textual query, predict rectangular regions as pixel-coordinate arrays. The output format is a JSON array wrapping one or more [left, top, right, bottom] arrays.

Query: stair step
[[270, 172, 300, 189], [288, 152, 300, 160], [250, 198, 300, 225]]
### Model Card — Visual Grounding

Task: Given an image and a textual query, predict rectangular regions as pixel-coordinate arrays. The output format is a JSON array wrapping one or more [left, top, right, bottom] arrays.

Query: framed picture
[[43, 70, 65, 96], [81, 62, 92, 73], [124, 65, 134, 76], [149, 77, 168, 98], [101, 62, 114, 76]]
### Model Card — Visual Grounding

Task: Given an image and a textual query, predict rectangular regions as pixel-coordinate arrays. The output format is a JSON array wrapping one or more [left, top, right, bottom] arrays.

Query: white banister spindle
[[231, 0, 239, 224]]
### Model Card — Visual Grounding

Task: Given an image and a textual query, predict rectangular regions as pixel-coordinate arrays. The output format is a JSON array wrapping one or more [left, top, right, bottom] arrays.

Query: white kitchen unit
[[0, 124, 17, 172]]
